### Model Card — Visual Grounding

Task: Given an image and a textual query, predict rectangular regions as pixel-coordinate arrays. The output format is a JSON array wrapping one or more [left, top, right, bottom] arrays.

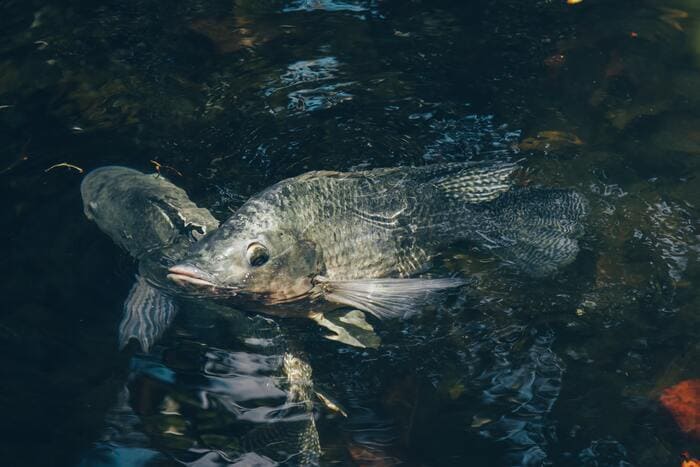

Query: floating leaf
[[660, 380, 700, 439], [519, 131, 583, 151], [471, 415, 492, 428], [448, 383, 465, 400], [347, 443, 399, 466], [682, 452, 700, 467]]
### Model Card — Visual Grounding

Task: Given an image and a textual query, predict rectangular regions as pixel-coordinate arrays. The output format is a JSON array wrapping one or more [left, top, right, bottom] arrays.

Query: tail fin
[[474, 188, 589, 276]]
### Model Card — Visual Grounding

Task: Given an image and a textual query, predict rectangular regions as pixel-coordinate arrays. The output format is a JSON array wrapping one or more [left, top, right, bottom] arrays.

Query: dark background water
[[1, 0, 700, 465]]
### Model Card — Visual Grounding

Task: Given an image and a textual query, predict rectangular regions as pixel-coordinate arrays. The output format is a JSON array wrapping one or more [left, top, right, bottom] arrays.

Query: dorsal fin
[[432, 162, 519, 203]]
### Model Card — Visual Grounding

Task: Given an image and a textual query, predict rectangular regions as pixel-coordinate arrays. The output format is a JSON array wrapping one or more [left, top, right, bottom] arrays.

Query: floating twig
[[0, 140, 30, 175], [0, 154, 28, 175], [150, 160, 183, 177], [45, 162, 84, 174]]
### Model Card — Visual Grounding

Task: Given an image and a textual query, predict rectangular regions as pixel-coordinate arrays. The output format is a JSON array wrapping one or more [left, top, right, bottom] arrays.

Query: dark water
[[2, 0, 700, 465]]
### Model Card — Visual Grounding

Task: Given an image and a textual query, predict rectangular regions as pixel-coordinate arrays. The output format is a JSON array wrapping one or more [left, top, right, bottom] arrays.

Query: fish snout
[[167, 263, 223, 291]]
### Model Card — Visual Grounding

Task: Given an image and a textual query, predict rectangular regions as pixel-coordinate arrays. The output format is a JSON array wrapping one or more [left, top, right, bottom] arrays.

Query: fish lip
[[167, 264, 236, 294]]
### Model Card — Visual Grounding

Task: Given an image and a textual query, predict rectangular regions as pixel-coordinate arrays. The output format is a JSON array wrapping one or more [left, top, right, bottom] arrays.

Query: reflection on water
[[81, 313, 322, 466], [269, 56, 357, 113], [287, 83, 354, 113], [423, 115, 522, 162], [281, 0, 370, 13], [278, 57, 340, 87], [2, 0, 700, 466], [644, 199, 698, 283]]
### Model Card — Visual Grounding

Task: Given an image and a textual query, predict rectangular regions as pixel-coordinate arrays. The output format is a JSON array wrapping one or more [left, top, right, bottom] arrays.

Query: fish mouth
[[167, 264, 237, 296]]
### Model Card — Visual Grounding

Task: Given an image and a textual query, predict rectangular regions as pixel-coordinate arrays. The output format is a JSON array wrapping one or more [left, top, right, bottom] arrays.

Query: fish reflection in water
[[282, 0, 369, 13], [467, 324, 563, 465], [80, 314, 570, 466], [80, 314, 321, 466]]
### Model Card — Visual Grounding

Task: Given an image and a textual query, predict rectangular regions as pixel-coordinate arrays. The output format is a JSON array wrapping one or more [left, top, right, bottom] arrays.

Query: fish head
[[81, 165, 136, 223], [80, 166, 168, 255], [168, 213, 321, 305], [81, 166, 218, 260]]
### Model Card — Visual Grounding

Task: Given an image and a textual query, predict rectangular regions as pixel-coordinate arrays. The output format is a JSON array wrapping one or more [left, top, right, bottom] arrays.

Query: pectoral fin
[[119, 275, 178, 352], [312, 276, 466, 320], [309, 309, 381, 349]]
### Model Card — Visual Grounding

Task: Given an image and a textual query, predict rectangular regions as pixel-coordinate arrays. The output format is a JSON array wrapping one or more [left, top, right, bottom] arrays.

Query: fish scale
[[268, 170, 436, 279], [236, 163, 519, 279]]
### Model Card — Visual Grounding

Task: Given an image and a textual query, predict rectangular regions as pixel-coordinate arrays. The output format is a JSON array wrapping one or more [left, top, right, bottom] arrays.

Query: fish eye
[[246, 242, 269, 267]]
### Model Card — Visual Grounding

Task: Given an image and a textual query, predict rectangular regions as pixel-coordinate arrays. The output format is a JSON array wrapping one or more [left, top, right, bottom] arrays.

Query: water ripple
[[282, 0, 369, 13]]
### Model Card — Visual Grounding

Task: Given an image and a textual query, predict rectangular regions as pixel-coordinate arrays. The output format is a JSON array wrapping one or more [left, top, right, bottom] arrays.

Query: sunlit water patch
[[281, 0, 370, 13], [278, 57, 340, 87], [644, 198, 699, 283], [423, 114, 522, 162]]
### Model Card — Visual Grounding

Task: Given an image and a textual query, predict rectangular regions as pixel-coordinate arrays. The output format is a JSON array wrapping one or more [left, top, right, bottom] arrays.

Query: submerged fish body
[[81, 165, 219, 262], [170, 161, 589, 319], [81, 166, 219, 351]]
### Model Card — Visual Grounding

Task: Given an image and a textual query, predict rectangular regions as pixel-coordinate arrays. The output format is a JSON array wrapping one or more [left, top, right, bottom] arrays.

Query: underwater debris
[[347, 443, 399, 467], [0, 147, 29, 175], [659, 8, 688, 32], [149, 160, 182, 177], [544, 53, 566, 70], [519, 130, 583, 152], [315, 390, 348, 417], [45, 162, 83, 173]]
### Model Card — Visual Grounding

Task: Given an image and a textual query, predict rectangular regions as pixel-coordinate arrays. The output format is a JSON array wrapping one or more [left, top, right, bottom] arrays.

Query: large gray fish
[[168, 161, 588, 320], [80, 166, 325, 465], [81, 166, 219, 351]]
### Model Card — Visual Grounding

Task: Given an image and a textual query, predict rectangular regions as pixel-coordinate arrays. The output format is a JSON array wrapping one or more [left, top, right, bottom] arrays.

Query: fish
[[81, 165, 219, 351], [80, 166, 327, 465], [168, 161, 589, 320]]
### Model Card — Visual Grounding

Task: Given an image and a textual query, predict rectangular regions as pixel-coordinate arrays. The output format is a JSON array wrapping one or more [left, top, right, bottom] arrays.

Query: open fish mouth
[[167, 264, 237, 296]]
